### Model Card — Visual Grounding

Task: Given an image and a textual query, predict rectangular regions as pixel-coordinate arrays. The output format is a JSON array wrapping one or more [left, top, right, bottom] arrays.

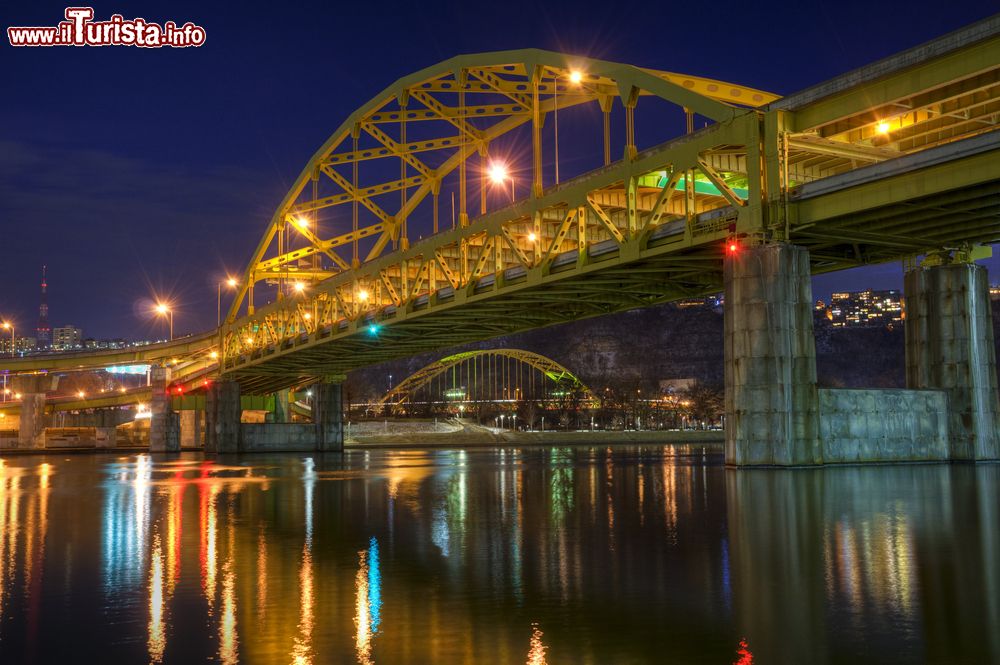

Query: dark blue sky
[[1, 1, 997, 340]]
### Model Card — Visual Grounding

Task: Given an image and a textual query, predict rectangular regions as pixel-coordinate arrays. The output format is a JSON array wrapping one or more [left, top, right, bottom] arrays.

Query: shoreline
[[0, 429, 724, 455]]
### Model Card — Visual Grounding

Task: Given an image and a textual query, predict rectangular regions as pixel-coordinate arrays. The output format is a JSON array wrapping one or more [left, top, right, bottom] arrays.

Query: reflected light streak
[[256, 528, 267, 623], [367, 538, 382, 634], [0, 463, 10, 624], [200, 482, 220, 610], [526, 623, 547, 665], [291, 544, 314, 665], [7, 474, 21, 586], [734, 637, 754, 664], [148, 534, 166, 664], [219, 555, 238, 665], [354, 548, 373, 665], [166, 481, 184, 593]]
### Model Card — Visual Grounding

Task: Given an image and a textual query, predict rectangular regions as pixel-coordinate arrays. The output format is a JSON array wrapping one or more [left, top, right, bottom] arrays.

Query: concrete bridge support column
[[724, 243, 821, 466], [149, 366, 179, 453], [270, 388, 290, 423], [313, 380, 344, 452], [14, 374, 51, 449], [904, 262, 1000, 460], [95, 409, 118, 449], [18, 393, 47, 449], [179, 409, 201, 449], [206, 380, 241, 453]]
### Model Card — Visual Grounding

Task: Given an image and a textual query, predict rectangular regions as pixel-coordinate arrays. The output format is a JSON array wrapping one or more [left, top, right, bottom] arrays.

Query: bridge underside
[[226, 244, 724, 393], [227, 131, 1000, 395]]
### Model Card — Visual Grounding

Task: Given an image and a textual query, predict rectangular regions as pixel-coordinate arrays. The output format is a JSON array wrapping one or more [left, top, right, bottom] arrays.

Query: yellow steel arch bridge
[[2, 17, 999, 409], [376, 349, 596, 414]]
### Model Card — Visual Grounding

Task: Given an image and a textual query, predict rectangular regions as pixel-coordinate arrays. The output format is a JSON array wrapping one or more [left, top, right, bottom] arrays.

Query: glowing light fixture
[[488, 162, 509, 184], [876, 121, 891, 134], [294, 282, 306, 293], [368, 323, 379, 335], [358, 289, 370, 302], [569, 70, 583, 84], [528, 232, 537, 242], [210, 351, 219, 360]]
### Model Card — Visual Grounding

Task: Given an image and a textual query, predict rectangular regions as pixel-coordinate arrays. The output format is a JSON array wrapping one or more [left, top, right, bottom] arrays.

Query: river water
[[0, 446, 995, 664]]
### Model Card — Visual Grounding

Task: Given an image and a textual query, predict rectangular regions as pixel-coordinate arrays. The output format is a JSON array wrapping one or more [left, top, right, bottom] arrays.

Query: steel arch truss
[[227, 48, 778, 324], [376, 348, 595, 412]]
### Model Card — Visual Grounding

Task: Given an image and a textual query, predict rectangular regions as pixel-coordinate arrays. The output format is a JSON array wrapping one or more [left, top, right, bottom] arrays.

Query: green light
[[368, 324, 379, 335]]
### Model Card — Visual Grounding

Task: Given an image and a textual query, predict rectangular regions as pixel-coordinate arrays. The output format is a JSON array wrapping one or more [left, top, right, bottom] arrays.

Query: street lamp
[[218, 277, 238, 326], [155, 302, 174, 341], [488, 161, 515, 202]]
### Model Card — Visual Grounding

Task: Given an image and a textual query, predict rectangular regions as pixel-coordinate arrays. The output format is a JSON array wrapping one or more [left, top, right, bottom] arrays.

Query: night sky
[[2, 1, 997, 341]]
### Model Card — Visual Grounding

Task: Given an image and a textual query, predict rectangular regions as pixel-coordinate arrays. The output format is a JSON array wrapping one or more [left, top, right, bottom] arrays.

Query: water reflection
[[526, 623, 547, 665], [0, 449, 994, 663], [148, 533, 165, 663]]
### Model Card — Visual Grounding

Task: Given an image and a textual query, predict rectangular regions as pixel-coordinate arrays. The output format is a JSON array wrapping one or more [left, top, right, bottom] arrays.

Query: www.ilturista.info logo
[[8, 7, 206, 48]]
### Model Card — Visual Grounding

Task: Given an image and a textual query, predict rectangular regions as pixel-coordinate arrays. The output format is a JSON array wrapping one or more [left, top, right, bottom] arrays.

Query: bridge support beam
[[206, 380, 241, 453], [270, 388, 290, 423], [149, 366, 179, 453], [18, 393, 47, 449], [11, 374, 52, 449], [724, 243, 821, 466], [904, 262, 1000, 461], [313, 380, 344, 452], [179, 409, 202, 449]]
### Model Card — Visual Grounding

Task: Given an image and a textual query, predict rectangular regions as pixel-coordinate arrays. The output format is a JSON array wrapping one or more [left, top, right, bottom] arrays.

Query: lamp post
[[488, 162, 515, 203], [218, 277, 237, 326], [155, 303, 174, 341]]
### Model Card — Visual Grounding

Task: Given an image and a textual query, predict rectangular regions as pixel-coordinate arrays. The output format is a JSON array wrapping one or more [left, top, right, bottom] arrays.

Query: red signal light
[[728, 242, 738, 254]]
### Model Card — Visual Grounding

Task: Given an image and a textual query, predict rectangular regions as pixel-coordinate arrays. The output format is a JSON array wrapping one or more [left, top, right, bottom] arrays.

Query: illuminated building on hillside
[[829, 290, 904, 328]]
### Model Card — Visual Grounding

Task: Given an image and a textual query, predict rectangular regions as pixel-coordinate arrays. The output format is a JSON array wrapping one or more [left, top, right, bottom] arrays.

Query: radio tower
[[36, 265, 51, 350]]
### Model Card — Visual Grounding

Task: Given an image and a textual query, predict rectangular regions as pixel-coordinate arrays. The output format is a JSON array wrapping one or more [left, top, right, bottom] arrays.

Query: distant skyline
[[2, 1, 997, 339]]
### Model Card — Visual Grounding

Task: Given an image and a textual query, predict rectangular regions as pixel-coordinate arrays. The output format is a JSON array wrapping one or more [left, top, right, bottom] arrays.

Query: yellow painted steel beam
[[0, 330, 217, 374], [794, 146, 1000, 224], [788, 35, 1000, 132]]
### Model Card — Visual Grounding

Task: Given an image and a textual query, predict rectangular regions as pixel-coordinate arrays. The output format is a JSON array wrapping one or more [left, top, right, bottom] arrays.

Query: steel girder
[[376, 348, 595, 412]]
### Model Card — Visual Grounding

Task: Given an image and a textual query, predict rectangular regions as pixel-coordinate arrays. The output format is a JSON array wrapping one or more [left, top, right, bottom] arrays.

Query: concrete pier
[[724, 243, 821, 466], [149, 366, 179, 452], [13, 374, 53, 449], [179, 409, 202, 449], [205, 380, 241, 453], [313, 381, 344, 452], [905, 262, 1000, 460]]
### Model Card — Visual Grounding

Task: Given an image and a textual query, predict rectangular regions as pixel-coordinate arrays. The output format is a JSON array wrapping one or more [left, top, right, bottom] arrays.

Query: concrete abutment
[[904, 262, 1000, 461], [723, 244, 993, 467]]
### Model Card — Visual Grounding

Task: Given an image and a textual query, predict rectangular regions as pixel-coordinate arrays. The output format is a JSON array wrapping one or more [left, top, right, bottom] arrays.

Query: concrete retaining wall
[[819, 388, 949, 463], [240, 423, 342, 452]]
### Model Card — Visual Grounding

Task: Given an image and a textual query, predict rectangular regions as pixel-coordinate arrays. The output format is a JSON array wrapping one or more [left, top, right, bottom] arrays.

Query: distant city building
[[83, 338, 128, 350], [829, 289, 903, 328], [52, 325, 83, 350], [1, 336, 37, 354], [36, 265, 51, 350]]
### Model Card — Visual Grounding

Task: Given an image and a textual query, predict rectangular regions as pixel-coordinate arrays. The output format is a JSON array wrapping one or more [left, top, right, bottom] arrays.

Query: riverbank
[[347, 419, 724, 448]]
